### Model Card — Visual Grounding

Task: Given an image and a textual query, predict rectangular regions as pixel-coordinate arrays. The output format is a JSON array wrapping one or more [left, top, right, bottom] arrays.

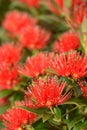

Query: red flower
[[84, 8, 87, 18], [0, 66, 19, 90], [46, 0, 64, 14], [2, 108, 36, 130], [3, 10, 36, 37], [50, 51, 87, 79], [19, 25, 50, 50], [71, 0, 82, 9], [71, 1, 87, 27], [19, 0, 40, 7], [78, 81, 87, 98], [25, 78, 72, 108], [0, 43, 21, 66], [53, 32, 80, 53], [19, 52, 54, 77]]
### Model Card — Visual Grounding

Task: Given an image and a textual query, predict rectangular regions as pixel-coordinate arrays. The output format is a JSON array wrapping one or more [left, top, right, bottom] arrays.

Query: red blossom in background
[[0, 43, 22, 66], [2, 10, 36, 37], [53, 32, 80, 53], [25, 78, 72, 108], [0, 43, 21, 90], [2, 108, 36, 130], [50, 51, 87, 79], [71, 0, 82, 9], [19, 0, 40, 7], [46, 0, 64, 14], [19, 52, 54, 77], [71, 0, 87, 26], [0, 67, 19, 90], [19, 25, 50, 50], [78, 81, 87, 98]]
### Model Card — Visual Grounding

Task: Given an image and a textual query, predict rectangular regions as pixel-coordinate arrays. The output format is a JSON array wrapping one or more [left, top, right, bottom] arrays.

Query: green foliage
[[0, 89, 13, 98]]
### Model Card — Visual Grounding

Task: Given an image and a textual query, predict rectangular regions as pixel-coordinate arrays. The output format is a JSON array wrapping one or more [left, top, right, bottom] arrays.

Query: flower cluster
[[25, 78, 72, 108], [71, 0, 87, 26], [2, 108, 36, 130], [1, 0, 87, 130], [0, 43, 21, 90], [2, 10, 36, 37], [0, 67, 19, 90], [19, 25, 50, 50], [19, 52, 54, 77], [53, 32, 80, 53], [3, 10, 50, 50], [50, 51, 87, 79], [0, 43, 21, 66]]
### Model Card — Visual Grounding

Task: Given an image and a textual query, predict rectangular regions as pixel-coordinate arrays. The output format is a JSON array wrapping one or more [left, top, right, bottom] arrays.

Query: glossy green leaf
[[0, 89, 13, 98], [19, 106, 48, 115], [0, 121, 5, 129], [54, 107, 61, 119], [0, 105, 10, 114], [42, 113, 52, 123]]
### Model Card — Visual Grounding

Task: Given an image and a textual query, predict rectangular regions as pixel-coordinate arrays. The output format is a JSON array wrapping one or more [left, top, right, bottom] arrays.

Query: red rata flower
[[53, 32, 80, 53], [50, 51, 87, 79], [0, 43, 21, 66], [19, 52, 54, 77], [3, 10, 36, 37], [46, 0, 64, 14], [71, 0, 82, 9], [0, 66, 19, 90], [71, 1, 87, 27], [25, 78, 72, 108], [78, 81, 87, 98], [19, 0, 39, 7], [2, 108, 36, 130], [19, 25, 50, 50]]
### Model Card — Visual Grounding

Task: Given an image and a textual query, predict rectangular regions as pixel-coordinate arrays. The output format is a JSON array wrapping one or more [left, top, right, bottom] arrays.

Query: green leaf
[[63, 98, 87, 107], [42, 113, 52, 123], [73, 120, 87, 130], [0, 89, 13, 98], [19, 106, 48, 115], [0, 121, 5, 129], [11, 91, 24, 102], [54, 107, 61, 119], [64, 115, 84, 130], [0, 105, 10, 114], [33, 119, 48, 130]]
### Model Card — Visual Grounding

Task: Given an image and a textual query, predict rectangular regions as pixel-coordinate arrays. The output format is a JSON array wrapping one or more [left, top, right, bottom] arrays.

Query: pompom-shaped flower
[[46, 0, 64, 14], [50, 51, 87, 79], [0, 43, 21, 66], [19, 25, 50, 50], [78, 81, 87, 98], [0, 66, 19, 90], [19, 52, 54, 77], [25, 78, 72, 108], [3, 10, 36, 37], [53, 32, 80, 53], [2, 108, 36, 130], [19, 0, 40, 7]]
